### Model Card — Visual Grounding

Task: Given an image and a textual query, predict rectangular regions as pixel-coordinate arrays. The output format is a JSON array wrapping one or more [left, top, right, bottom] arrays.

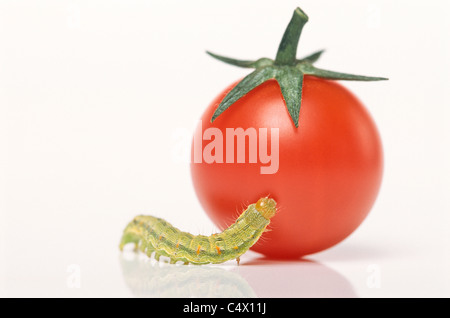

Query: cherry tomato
[[190, 76, 383, 258]]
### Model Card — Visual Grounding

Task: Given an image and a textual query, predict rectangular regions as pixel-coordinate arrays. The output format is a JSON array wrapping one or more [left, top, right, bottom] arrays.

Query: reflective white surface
[[2, 239, 449, 297], [1, 0, 449, 297], [2, 203, 449, 298]]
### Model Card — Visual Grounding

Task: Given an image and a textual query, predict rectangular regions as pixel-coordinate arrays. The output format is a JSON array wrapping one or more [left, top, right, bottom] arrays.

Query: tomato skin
[[190, 76, 383, 258]]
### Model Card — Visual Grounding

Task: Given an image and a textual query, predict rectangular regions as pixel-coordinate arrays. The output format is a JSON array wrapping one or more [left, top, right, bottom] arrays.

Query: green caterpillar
[[119, 197, 277, 265]]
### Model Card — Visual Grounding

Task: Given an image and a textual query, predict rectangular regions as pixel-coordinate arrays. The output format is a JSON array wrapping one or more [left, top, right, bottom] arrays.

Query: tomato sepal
[[207, 7, 388, 128]]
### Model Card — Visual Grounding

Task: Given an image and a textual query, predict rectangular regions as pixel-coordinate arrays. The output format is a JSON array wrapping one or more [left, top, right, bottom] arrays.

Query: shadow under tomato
[[235, 256, 357, 298], [311, 242, 400, 263]]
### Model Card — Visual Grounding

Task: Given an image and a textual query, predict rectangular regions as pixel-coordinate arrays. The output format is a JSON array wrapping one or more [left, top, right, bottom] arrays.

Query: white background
[[1, 0, 449, 297]]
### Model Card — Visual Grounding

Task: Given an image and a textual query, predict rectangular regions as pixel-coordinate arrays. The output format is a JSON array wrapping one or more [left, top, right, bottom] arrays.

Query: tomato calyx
[[208, 7, 388, 128]]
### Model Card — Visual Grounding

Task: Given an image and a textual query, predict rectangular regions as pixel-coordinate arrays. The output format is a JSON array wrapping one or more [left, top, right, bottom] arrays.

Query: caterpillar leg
[[145, 245, 155, 258], [139, 240, 147, 253], [154, 251, 162, 262], [119, 232, 140, 251]]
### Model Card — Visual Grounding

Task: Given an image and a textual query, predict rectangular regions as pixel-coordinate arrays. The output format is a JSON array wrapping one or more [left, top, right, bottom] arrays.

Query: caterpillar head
[[255, 197, 277, 220]]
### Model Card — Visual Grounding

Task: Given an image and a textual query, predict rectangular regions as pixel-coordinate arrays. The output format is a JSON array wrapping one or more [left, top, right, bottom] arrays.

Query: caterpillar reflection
[[119, 197, 277, 265]]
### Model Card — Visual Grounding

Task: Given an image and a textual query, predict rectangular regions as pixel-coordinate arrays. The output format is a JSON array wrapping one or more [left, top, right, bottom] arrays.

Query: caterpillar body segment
[[119, 197, 277, 265]]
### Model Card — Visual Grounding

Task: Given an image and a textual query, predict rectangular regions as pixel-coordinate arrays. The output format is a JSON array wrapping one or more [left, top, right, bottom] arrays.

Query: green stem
[[275, 7, 309, 65]]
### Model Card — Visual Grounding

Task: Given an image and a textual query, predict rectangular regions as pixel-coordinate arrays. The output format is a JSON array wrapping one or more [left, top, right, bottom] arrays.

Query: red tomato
[[190, 75, 383, 259]]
